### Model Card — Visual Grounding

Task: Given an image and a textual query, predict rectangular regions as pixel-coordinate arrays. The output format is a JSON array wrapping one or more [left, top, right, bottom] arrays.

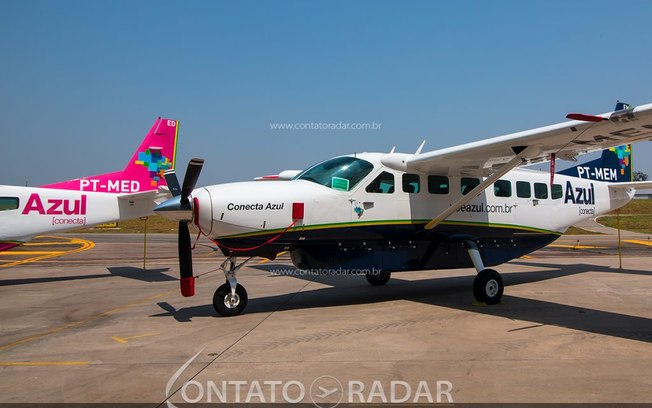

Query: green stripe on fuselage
[[217, 219, 561, 240]]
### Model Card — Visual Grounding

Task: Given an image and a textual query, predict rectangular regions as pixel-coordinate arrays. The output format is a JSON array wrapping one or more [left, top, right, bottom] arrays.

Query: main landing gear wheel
[[473, 269, 503, 305], [213, 282, 248, 317], [365, 271, 391, 286]]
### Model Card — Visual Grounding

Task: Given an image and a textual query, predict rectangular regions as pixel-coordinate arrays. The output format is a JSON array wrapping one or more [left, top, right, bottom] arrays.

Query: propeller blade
[[163, 169, 182, 197], [178, 221, 195, 297], [181, 158, 204, 204]]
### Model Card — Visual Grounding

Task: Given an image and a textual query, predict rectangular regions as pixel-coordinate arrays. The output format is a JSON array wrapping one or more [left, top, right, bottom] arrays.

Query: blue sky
[[2, 0, 651, 186]]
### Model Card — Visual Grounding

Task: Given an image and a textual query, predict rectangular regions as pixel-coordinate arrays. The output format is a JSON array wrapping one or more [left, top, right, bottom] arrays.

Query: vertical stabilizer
[[557, 144, 632, 182], [42, 118, 179, 193]]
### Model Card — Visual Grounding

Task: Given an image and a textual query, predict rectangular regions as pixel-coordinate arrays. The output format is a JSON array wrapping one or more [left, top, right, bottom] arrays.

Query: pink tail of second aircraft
[[41, 118, 179, 194]]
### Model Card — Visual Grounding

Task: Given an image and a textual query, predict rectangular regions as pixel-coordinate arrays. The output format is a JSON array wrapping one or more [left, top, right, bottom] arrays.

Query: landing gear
[[213, 282, 248, 317], [213, 256, 253, 316], [365, 271, 391, 286], [465, 240, 504, 305], [472, 269, 503, 305]]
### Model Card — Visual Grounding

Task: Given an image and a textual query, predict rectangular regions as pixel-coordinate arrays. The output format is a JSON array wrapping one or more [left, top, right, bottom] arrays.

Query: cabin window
[[295, 156, 374, 191], [402, 174, 420, 193], [428, 175, 449, 194], [493, 180, 512, 197], [366, 171, 395, 194], [534, 182, 548, 199], [461, 177, 480, 195], [0, 197, 19, 211], [552, 183, 563, 199], [516, 181, 531, 198]]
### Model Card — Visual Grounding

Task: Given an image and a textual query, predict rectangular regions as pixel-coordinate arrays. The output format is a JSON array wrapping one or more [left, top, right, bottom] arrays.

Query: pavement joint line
[[0, 361, 90, 366], [158, 273, 318, 408], [0, 289, 176, 352]]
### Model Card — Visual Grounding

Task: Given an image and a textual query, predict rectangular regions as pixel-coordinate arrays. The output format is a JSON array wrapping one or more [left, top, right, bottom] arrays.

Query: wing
[[118, 186, 172, 203], [607, 181, 652, 190], [408, 103, 652, 176]]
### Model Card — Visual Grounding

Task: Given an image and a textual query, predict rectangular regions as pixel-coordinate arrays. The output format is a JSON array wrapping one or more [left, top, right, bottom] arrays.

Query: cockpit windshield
[[294, 156, 374, 191]]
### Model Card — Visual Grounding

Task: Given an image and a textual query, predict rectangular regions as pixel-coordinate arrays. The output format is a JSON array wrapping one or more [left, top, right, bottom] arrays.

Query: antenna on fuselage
[[415, 140, 426, 155], [389, 146, 396, 154]]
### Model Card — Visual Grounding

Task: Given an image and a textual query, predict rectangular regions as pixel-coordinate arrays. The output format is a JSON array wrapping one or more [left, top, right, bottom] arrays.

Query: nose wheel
[[213, 282, 248, 316], [213, 256, 253, 317]]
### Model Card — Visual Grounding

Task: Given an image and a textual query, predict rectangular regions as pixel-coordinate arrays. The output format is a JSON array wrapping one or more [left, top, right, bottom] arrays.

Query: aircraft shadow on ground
[[0, 273, 112, 286], [0, 267, 174, 286], [107, 266, 175, 282], [155, 262, 652, 344]]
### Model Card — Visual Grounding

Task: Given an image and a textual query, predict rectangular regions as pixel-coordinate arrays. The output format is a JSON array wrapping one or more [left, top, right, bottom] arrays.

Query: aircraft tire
[[473, 269, 503, 305], [365, 271, 391, 286], [213, 282, 248, 316]]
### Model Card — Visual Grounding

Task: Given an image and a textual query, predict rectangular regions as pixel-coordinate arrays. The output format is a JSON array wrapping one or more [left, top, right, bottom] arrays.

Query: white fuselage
[[191, 153, 632, 241], [0, 185, 159, 243]]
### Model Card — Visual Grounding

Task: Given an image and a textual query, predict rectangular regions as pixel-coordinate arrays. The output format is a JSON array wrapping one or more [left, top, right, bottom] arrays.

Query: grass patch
[[74, 215, 179, 234], [607, 199, 652, 215], [596, 199, 652, 234], [597, 215, 652, 235], [564, 226, 600, 235]]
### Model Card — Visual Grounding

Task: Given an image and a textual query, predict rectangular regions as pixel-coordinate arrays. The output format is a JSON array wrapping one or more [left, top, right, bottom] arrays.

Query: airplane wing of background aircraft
[[155, 102, 652, 317], [0, 118, 179, 251]]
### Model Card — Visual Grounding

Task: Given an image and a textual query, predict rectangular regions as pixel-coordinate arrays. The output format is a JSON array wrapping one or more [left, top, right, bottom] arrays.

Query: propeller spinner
[[154, 158, 204, 297]]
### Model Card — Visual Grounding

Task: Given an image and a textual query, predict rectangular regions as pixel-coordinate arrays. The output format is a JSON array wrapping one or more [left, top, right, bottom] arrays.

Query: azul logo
[[354, 206, 364, 218], [135, 148, 173, 187], [564, 181, 595, 205], [21, 193, 87, 215]]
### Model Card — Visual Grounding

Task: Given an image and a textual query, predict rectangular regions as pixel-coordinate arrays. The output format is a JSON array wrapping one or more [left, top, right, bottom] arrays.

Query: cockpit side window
[[295, 156, 374, 191], [366, 171, 395, 193], [0, 197, 19, 211]]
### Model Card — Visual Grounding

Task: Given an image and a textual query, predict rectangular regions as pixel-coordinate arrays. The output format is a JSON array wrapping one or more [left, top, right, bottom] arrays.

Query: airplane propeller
[[156, 158, 204, 297]]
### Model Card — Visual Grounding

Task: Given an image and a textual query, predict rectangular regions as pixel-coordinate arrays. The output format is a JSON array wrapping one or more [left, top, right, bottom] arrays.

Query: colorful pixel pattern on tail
[[135, 148, 174, 187], [608, 145, 631, 177]]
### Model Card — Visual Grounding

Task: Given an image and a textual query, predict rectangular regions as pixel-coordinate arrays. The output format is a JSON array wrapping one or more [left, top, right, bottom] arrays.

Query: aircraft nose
[[153, 195, 192, 222]]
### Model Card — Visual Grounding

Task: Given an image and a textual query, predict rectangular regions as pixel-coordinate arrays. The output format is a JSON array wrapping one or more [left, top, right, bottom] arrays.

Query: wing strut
[[424, 153, 526, 230]]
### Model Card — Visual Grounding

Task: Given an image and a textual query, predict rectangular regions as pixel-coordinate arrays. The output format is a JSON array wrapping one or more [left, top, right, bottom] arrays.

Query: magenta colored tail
[[42, 118, 179, 194]]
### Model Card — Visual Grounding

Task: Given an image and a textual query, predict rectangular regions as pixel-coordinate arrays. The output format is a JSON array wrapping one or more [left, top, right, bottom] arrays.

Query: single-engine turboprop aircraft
[[155, 102, 652, 316], [0, 118, 179, 250]]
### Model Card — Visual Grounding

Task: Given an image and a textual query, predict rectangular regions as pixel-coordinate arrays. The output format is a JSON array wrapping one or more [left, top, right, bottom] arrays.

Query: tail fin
[[557, 144, 632, 182], [41, 118, 179, 193]]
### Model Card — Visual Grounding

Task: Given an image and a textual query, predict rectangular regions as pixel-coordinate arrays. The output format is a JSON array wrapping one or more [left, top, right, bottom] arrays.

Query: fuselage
[[0, 185, 161, 245], [185, 152, 633, 272]]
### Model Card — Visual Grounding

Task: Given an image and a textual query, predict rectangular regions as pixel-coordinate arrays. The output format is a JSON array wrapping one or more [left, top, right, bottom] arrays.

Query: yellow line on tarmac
[[111, 332, 160, 344], [0, 290, 175, 352], [0, 251, 64, 255], [624, 239, 652, 247], [257, 251, 288, 264], [23, 242, 82, 246], [0, 361, 89, 367], [0, 237, 94, 268], [548, 244, 607, 249]]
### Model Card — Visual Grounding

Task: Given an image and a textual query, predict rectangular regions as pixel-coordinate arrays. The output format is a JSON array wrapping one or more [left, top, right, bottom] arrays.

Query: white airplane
[[0, 118, 179, 251], [155, 102, 652, 316]]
